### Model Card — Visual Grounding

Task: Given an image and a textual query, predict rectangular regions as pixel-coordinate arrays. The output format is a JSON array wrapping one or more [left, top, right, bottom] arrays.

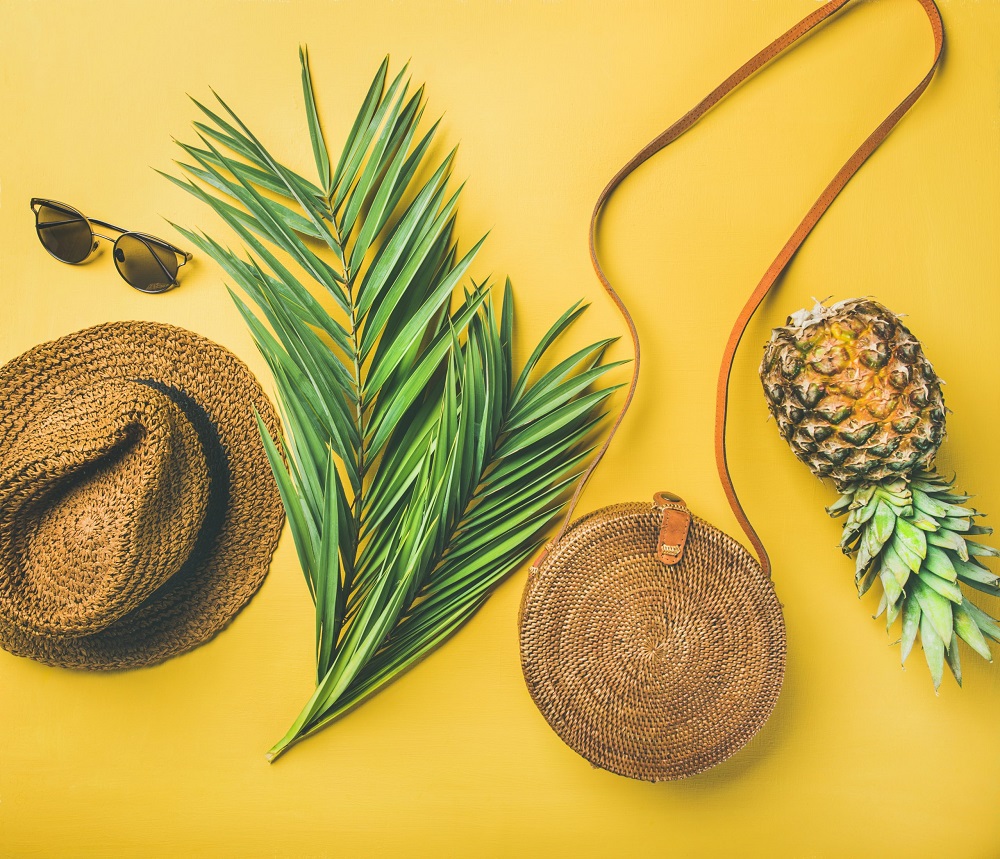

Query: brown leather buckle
[[652, 492, 691, 566]]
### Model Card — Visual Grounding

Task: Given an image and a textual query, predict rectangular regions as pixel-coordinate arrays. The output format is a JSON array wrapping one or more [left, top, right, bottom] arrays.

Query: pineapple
[[760, 298, 1000, 689], [760, 298, 946, 488]]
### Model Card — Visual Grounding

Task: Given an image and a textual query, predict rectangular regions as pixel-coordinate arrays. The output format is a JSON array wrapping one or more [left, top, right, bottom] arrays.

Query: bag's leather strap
[[540, 0, 944, 574]]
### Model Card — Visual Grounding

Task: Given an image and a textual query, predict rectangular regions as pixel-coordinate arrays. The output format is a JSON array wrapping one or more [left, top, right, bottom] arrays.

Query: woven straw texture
[[0, 321, 285, 670], [519, 502, 786, 781]]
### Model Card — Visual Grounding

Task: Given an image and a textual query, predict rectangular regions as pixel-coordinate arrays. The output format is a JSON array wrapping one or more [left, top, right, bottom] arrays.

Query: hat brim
[[0, 321, 285, 670]]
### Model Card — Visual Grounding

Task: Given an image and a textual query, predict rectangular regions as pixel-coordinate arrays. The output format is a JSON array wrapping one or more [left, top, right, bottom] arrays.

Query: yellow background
[[2, 0, 999, 856]]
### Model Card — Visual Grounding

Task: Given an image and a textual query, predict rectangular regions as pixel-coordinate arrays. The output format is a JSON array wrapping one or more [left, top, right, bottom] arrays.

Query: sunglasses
[[30, 198, 192, 294]]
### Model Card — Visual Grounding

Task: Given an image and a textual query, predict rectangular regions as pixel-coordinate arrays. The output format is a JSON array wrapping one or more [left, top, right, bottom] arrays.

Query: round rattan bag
[[519, 497, 786, 782], [517, 0, 941, 781]]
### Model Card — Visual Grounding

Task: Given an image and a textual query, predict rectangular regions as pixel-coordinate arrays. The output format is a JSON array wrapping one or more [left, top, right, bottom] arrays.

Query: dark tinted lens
[[35, 203, 93, 263], [113, 234, 178, 293]]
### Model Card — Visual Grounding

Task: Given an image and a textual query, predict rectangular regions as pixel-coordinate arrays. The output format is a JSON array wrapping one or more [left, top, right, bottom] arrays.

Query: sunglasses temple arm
[[36, 218, 87, 230], [147, 240, 181, 284], [125, 225, 191, 264]]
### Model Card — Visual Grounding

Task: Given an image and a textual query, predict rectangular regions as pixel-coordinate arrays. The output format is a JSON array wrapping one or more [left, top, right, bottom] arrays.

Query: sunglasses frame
[[30, 198, 192, 294]]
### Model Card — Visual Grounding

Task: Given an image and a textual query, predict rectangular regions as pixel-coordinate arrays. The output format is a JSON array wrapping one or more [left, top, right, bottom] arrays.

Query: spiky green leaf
[[170, 54, 616, 761]]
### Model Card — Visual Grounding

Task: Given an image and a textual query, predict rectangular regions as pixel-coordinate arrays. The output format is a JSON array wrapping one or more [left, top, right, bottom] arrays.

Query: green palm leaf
[[169, 51, 619, 761]]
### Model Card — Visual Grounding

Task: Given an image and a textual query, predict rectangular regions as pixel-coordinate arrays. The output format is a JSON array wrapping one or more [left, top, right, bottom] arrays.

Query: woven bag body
[[520, 503, 785, 781]]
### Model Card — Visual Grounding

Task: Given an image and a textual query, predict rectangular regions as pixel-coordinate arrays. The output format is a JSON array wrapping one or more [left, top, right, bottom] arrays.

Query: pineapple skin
[[760, 298, 946, 491]]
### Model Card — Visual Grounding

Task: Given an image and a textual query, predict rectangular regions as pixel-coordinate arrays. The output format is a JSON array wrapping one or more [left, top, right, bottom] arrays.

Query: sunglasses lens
[[35, 203, 93, 263], [113, 234, 178, 293]]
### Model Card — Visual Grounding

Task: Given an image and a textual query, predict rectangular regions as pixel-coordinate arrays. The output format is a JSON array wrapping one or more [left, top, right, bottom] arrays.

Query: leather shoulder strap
[[545, 0, 944, 573]]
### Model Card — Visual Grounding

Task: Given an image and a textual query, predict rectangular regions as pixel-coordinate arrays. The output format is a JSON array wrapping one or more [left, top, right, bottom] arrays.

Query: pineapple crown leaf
[[833, 469, 1000, 690]]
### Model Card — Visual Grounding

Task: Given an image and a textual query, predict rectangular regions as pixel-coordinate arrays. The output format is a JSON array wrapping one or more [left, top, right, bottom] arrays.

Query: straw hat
[[0, 321, 285, 670]]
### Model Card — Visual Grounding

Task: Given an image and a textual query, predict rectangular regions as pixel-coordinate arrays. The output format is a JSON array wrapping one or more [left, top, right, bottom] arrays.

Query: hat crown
[[0, 378, 210, 638]]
